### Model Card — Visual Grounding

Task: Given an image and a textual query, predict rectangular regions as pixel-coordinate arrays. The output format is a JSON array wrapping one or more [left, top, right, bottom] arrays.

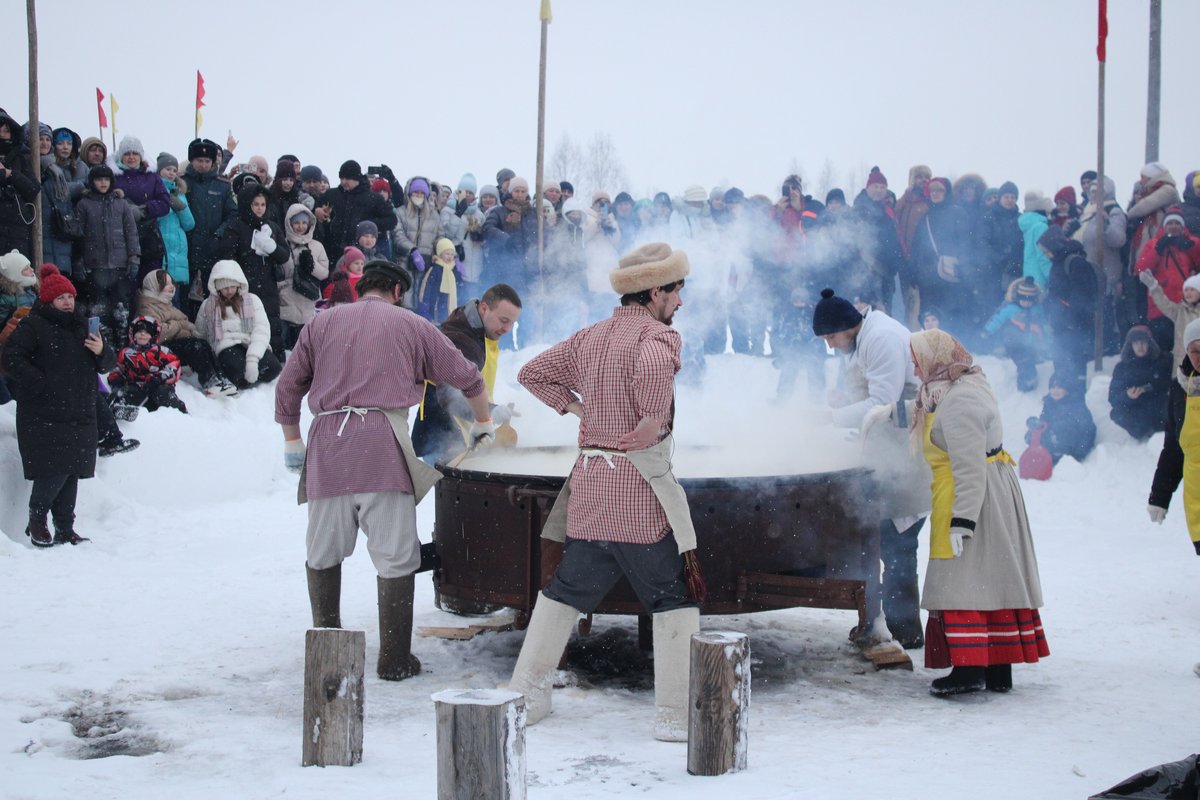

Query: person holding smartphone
[[2, 265, 115, 547]]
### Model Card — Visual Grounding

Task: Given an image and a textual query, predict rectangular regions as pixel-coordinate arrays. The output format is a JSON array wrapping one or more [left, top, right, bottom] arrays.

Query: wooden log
[[688, 632, 750, 776], [302, 629, 364, 767], [432, 689, 526, 800]]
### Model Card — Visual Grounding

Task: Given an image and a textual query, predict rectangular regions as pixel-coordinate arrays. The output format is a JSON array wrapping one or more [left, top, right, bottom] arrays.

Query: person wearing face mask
[[0, 111, 41, 259], [391, 176, 442, 293], [219, 184, 290, 361], [135, 268, 236, 397]]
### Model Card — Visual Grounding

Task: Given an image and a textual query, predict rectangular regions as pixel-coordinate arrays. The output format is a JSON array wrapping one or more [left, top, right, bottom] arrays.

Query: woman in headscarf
[[909, 329, 1049, 696]]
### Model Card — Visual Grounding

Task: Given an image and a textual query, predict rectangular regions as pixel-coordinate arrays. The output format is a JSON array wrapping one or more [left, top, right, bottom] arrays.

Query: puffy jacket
[[183, 163, 236, 277], [76, 185, 140, 274], [0, 112, 41, 257], [1073, 177, 1127, 292], [1134, 229, 1200, 321], [1018, 211, 1052, 289], [218, 184, 289, 310], [157, 176, 196, 283], [279, 203, 330, 326], [315, 180, 397, 255], [113, 161, 170, 220], [193, 260, 270, 359]]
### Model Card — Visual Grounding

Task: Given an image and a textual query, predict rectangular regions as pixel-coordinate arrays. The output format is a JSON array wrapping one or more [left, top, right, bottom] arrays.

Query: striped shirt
[[274, 296, 485, 499], [519, 305, 681, 544]]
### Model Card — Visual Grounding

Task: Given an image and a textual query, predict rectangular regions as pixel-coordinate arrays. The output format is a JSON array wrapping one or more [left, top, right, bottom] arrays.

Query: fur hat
[[811, 288, 863, 336], [908, 165, 932, 187], [299, 165, 323, 182], [458, 173, 478, 193], [157, 152, 179, 172], [866, 167, 887, 188], [338, 160, 364, 181], [187, 138, 219, 162], [355, 220, 379, 239], [1024, 190, 1053, 214], [683, 184, 707, 203], [38, 263, 75, 303], [0, 249, 33, 286], [609, 242, 690, 295], [117, 135, 144, 160]]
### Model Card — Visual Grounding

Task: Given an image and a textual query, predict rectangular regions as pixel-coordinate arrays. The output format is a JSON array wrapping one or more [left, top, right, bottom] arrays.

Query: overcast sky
[[3, 0, 1197, 202]]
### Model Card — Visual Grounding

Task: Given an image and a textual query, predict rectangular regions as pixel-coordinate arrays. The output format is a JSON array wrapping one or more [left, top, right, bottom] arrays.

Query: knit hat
[[52, 128, 73, 145], [496, 168, 516, 185], [559, 180, 574, 194], [825, 188, 846, 206], [709, 186, 726, 202], [187, 138, 219, 161], [435, 238, 456, 258], [866, 166, 887, 187], [1183, 274, 1200, 295], [1186, 318, 1200, 348], [999, 181, 1019, 198], [458, 173, 478, 193], [683, 184, 707, 203], [479, 184, 500, 201], [923, 177, 950, 199], [212, 276, 241, 291], [117, 134, 144, 159], [724, 187, 745, 205], [1054, 186, 1077, 206], [274, 161, 295, 181], [299, 164, 323, 182], [509, 176, 529, 193], [408, 177, 430, 196], [591, 190, 612, 205], [1024, 190, 1052, 214], [340, 246, 366, 266], [614, 191, 634, 206], [1141, 162, 1168, 182], [1016, 276, 1039, 299], [982, 187, 999, 204], [338, 160, 364, 181], [0, 249, 33, 285], [361, 258, 413, 294], [812, 288, 864, 336], [370, 178, 391, 196], [157, 152, 179, 172], [542, 179, 560, 193], [610, 242, 690, 295], [38, 263, 75, 303], [127, 315, 160, 343], [1163, 206, 1185, 228], [355, 220, 378, 238]]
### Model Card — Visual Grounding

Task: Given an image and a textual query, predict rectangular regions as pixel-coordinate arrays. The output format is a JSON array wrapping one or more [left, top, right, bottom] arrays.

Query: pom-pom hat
[[38, 264, 76, 303], [812, 288, 863, 336]]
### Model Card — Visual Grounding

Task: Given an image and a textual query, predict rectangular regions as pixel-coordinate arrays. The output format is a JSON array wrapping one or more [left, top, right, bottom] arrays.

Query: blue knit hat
[[458, 172, 477, 193], [812, 288, 863, 336]]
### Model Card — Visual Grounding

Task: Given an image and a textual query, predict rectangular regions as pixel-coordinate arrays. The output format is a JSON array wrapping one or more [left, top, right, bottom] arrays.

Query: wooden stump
[[432, 689, 526, 800], [688, 632, 749, 776], [302, 629, 365, 767]]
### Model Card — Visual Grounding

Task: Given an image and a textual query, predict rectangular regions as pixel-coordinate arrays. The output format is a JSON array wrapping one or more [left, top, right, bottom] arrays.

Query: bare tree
[[583, 131, 627, 199], [548, 132, 584, 187], [814, 158, 836, 202]]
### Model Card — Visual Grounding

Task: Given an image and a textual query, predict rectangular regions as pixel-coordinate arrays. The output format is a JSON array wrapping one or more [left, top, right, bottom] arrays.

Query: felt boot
[[506, 593, 578, 724], [377, 575, 421, 681], [652, 606, 700, 741], [930, 666, 985, 697], [306, 564, 342, 628], [985, 663, 1012, 693]]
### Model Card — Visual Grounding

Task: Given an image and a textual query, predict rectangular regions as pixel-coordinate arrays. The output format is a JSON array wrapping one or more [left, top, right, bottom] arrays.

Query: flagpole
[[110, 95, 117, 154], [27, 0, 42, 266], [534, 0, 551, 344], [1094, 0, 1107, 372]]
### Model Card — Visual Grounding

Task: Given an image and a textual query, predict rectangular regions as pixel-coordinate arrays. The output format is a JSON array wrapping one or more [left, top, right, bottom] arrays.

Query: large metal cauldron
[[431, 446, 882, 624]]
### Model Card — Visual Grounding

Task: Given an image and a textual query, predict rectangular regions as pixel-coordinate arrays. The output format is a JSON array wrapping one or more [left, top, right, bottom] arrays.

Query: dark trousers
[[113, 382, 186, 413], [29, 474, 79, 524], [164, 336, 220, 385], [96, 393, 121, 444], [880, 517, 925, 639], [216, 345, 282, 388], [543, 534, 695, 615], [85, 270, 132, 343]]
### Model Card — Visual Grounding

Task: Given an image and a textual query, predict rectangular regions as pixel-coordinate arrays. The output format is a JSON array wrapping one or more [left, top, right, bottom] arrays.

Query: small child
[[983, 277, 1046, 392], [324, 246, 364, 301], [921, 307, 943, 331], [1029, 373, 1095, 464], [0, 249, 37, 327], [315, 271, 355, 312], [355, 220, 390, 261], [1108, 325, 1171, 441], [415, 238, 463, 322], [76, 164, 140, 340], [107, 315, 188, 414]]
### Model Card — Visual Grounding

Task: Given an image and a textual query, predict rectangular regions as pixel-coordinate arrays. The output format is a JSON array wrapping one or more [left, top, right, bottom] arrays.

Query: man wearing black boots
[[274, 259, 494, 681]]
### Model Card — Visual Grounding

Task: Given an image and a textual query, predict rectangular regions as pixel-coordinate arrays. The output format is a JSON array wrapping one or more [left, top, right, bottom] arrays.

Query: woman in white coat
[[910, 329, 1049, 696], [194, 260, 282, 389]]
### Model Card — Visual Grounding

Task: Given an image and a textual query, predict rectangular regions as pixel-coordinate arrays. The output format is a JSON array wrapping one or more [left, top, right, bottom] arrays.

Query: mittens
[[244, 358, 260, 385]]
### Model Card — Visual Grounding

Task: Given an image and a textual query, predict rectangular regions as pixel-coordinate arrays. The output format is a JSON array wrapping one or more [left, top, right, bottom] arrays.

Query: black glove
[[1156, 235, 1177, 254], [377, 164, 396, 183], [1178, 236, 1195, 252], [298, 248, 314, 272]]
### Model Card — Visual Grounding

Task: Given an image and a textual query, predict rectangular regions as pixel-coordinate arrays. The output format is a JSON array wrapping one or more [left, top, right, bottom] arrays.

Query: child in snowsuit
[[107, 315, 187, 414], [1146, 317, 1200, 556], [1030, 373, 1096, 464], [983, 277, 1046, 392], [415, 238, 463, 322], [1109, 325, 1171, 441]]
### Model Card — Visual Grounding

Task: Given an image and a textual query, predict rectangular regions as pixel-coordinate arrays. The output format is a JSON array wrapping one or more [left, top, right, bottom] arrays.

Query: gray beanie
[[157, 152, 179, 172], [117, 135, 144, 159]]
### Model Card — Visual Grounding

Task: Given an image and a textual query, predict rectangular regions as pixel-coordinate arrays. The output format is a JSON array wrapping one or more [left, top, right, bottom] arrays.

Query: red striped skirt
[[924, 609, 1049, 669]]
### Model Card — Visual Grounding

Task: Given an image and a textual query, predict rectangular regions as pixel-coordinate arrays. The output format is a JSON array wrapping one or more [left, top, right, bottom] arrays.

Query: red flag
[[96, 87, 107, 129], [1097, 0, 1108, 62], [196, 71, 206, 110]]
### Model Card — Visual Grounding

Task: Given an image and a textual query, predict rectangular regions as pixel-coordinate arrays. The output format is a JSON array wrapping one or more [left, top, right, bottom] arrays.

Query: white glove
[[284, 438, 306, 473], [468, 418, 496, 446], [1138, 270, 1158, 288], [1147, 504, 1167, 524], [244, 358, 260, 385], [491, 403, 515, 425], [252, 224, 277, 255], [860, 403, 894, 436], [949, 527, 972, 558]]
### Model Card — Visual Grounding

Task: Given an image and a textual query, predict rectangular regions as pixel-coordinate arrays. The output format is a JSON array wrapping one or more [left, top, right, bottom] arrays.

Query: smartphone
[[367, 166, 385, 176], [87, 316, 101, 336]]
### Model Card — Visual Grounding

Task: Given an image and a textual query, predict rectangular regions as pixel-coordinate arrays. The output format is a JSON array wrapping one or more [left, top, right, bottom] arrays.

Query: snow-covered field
[[1, 348, 1196, 799]]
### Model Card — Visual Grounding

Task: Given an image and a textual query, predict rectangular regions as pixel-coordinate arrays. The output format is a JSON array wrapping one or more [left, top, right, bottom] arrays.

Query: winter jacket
[[951, 174, 989, 272], [1108, 338, 1170, 440], [1038, 392, 1096, 463], [157, 176, 196, 284], [1041, 229, 1098, 338], [183, 163, 237, 277], [76, 186, 140, 274], [1073, 177, 1127, 292], [1017, 211, 1051, 289], [2, 301, 116, 479], [392, 194, 443, 260], [1127, 173, 1181, 267], [39, 155, 82, 274], [315, 180, 397, 256], [1133, 230, 1200, 321], [853, 192, 905, 297], [582, 209, 622, 294], [894, 186, 928, 261], [279, 203, 330, 326], [411, 299, 489, 458], [0, 114, 41, 257], [136, 284, 196, 343], [832, 307, 919, 429], [910, 199, 968, 298], [218, 185, 289, 313], [1145, 279, 1200, 365], [0, 272, 36, 328], [266, 183, 313, 232], [193, 260, 270, 359], [109, 340, 182, 390], [982, 204, 1023, 285], [983, 280, 1046, 338], [459, 203, 488, 283], [113, 161, 170, 221]]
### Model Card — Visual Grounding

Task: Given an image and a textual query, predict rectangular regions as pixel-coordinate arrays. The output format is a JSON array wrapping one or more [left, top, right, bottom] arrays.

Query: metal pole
[[27, 0, 42, 267], [1094, 58, 1106, 372], [1146, 0, 1161, 164], [535, 13, 548, 344]]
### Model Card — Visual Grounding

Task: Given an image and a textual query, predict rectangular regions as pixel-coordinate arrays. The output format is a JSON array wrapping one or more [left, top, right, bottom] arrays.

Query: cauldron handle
[[506, 484, 561, 507]]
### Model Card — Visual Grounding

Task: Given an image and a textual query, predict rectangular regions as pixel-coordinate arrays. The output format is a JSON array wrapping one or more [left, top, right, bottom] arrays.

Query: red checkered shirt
[[519, 304, 681, 544]]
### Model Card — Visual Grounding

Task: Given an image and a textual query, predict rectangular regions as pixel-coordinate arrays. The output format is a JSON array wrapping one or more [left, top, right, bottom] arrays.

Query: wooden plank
[[432, 689, 526, 800], [688, 632, 750, 776], [418, 616, 517, 641], [862, 640, 913, 671], [302, 629, 365, 767]]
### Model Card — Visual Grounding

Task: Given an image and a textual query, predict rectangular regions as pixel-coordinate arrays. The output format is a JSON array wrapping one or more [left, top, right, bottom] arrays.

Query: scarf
[[909, 329, 982, 450], [503, 198, 530, 232]]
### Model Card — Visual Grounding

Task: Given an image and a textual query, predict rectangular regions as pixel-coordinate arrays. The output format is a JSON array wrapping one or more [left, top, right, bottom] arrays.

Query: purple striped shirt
[[274, 296, 485, 499]]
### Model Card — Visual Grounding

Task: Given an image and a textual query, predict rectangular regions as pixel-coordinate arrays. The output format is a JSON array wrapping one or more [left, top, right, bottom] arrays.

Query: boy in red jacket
[[107, 316, 187, 414]]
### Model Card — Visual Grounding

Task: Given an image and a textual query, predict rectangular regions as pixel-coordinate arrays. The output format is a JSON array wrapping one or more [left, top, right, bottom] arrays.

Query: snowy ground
[[1, 347, 1196, 799]]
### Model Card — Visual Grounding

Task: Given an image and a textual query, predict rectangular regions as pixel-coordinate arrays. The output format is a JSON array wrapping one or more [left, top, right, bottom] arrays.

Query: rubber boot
[[306, 564, 342, 628], [652, 606, 700, 742], [505, 593, 579, 724], [377, 575, 421, 681], [985, 663, 1012, 693], [930, 666, 985, 697], [26, 513, 53, 548]]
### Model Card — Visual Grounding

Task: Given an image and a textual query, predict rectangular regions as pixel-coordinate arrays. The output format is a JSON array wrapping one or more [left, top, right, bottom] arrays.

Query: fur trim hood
[[207, 260, 250, 294]]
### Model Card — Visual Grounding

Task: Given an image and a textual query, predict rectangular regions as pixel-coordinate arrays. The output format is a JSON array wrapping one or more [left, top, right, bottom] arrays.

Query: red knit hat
[[370, 178, 391, 196], [866, 166, 888, 188], [1054, 186, 1077, 206], [38, 263, 76, 303]]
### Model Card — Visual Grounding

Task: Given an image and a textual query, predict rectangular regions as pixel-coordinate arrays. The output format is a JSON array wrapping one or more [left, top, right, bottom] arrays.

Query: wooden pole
[[26, 0, 42, 267], [1146, 0, 1161, 164], [687, 632, 750, 776], [301, 629, 365, 767], [1094, 58, 1106, 372], [432, 689, 526, 800], [534, 9, 549, 345]]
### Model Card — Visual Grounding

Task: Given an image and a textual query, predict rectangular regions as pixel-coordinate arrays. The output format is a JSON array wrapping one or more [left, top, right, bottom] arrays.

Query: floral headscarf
[[909, 329, 982, 445]]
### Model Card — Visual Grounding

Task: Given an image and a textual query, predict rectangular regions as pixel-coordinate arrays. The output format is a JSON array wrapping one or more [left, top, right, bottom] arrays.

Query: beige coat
[[920, 375, 1044, 611], [279, 203, 330, 326], [136, 290, 196, 342]]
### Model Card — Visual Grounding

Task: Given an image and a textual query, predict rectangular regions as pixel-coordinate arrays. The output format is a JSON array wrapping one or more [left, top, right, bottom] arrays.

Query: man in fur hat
[[509, 242, 702, 742]]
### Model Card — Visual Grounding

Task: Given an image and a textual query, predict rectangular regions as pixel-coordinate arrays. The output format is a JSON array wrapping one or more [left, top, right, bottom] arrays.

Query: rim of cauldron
[[437, 446, 874, 488]]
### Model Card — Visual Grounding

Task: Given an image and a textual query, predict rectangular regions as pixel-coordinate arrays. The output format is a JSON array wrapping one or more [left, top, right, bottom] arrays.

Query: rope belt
[[580, 447, 629, 470], [316, 406, 383, 436]]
